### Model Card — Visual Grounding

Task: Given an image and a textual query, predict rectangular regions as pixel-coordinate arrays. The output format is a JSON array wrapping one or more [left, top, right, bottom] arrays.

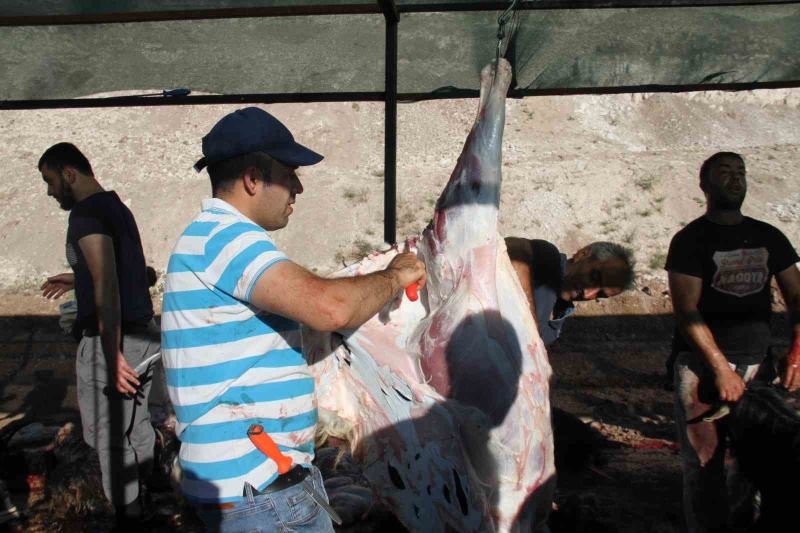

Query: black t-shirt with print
[[66, 191, 154, 338], [665, 216, 799, 364]]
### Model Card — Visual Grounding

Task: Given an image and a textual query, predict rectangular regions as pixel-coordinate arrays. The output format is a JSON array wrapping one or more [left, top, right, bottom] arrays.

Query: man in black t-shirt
[[505, 238, 635, 347], [38, 143, 160, 526], [666, 151, 800, 532]]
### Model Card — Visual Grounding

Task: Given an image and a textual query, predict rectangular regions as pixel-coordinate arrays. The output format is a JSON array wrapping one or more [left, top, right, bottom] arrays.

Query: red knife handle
[[247, 424, 293, 474], [405, 282, 420, 301]]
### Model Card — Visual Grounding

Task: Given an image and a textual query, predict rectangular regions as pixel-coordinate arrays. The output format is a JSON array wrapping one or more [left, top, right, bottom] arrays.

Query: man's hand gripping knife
[[400, 240, 421, 302]]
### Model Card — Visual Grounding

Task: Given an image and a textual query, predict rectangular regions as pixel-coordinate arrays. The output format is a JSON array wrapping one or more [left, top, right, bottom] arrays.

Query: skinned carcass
[[304, 59, 555, 532]]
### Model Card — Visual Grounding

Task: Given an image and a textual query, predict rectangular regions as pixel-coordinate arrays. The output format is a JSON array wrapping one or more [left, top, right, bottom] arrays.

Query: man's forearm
[[774, 267, 800, 390], [676, 309, 729, 374], [335, 270, 401, 329], [788, 303, 800, 360], [787, 283, 800, 337], [95, 280, 122, 365]]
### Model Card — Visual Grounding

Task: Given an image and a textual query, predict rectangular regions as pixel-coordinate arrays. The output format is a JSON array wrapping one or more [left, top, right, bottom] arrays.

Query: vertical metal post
[[378, 0, 399, 245]]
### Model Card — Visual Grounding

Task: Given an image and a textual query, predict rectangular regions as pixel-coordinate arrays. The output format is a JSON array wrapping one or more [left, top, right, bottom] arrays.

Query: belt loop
[[243, 482, 256, 504], [734, 364, 747, 379]]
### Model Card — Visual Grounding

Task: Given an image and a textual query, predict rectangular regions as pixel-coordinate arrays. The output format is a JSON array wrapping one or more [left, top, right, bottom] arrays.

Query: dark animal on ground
[[722, 382, 800, 532], [552, 407, 605, 473]]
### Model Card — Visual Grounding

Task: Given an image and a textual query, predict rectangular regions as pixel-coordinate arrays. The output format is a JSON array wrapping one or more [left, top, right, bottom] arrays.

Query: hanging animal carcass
[[305, 59, 555, 533]]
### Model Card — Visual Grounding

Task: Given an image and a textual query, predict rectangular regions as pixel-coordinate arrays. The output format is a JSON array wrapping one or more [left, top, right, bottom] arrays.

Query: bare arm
[[776, 264, 800, 391], [78, 234, 139, 395], [250, 252, 426, 332], [505, 237, 540, 330], [668, 271, 745, 402], [41, 272, 75, 299]]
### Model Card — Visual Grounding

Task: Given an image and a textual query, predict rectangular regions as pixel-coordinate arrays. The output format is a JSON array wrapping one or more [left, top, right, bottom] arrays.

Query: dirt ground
[[2, 283, 794, 533], [1, 87, 799, 531], [0, 299, 686, 533]]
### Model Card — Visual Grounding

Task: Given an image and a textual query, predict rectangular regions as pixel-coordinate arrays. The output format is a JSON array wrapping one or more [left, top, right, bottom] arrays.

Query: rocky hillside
[[2, 88, 799, 315]]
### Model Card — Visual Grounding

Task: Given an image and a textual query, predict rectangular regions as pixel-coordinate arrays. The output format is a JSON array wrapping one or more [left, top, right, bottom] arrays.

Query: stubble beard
[[714, 192, 745, 211], [707, 181, 745, 211], [58, 196, 75, 211], [56, 174, 76, 211]]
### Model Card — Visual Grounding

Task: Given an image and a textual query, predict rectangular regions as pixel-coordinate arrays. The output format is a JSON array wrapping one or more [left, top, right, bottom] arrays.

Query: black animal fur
[[724, 382, 800, 532]]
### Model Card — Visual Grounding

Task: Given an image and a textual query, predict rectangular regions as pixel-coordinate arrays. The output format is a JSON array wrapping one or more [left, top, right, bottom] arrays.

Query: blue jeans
[[195, 466, 335, 533]]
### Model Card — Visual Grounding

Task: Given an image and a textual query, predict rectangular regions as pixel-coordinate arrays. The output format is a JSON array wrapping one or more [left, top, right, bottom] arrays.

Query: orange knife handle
[[247, 424, 293, 474], [405, 282, 419, 302]]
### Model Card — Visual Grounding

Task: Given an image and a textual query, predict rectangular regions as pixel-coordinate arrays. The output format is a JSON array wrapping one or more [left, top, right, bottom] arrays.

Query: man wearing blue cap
[[162, 107, 426, 532]]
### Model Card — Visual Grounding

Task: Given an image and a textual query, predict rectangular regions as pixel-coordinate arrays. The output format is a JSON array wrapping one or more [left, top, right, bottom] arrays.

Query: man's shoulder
[[529, 239, 560, 257], [80, 190, 123, 209], [669, 217, 706, 244], [177, 207, 269, 242], [528, 239, 563, 288], [70, 191, 132, 224], [67, 192, 123, 236], [166, 208, 286, 301], [742, 216, 788, 237], [674, 216, 706, 234]]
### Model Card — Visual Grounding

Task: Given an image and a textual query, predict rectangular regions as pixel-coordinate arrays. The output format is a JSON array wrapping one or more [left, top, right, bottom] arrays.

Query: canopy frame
[[2, 0, 799, 243]]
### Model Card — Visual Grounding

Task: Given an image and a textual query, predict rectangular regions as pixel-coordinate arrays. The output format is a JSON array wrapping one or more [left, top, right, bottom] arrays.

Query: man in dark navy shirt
[[506, 238, 635, 347], [505, 237, 633, 533], [38, 143, 160, 527], [666, 151, 800, 532]]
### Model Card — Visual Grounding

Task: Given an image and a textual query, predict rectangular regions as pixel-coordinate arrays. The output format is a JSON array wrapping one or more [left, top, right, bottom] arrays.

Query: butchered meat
[[304, 59, 555, 533]]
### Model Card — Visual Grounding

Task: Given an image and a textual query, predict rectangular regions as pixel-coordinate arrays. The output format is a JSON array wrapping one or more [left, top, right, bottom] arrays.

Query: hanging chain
[[496, 0, 520, 63]]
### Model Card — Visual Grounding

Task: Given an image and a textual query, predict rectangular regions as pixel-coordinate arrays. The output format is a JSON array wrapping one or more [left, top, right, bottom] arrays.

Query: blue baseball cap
[[193, 107, 323, 172]]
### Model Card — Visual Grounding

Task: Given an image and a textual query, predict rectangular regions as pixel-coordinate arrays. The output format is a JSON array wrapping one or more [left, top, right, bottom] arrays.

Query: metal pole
[[378, 0, 399, 244]]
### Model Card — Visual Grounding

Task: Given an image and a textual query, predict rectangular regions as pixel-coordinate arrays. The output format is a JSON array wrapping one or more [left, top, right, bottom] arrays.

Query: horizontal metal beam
[[403, 79, 800, 101], [0, 5, 380, 26], [399, 0, 800, 12], [2, 0, 798, 26], [0, 92, 386, 110], [3, 79, 799, 111]]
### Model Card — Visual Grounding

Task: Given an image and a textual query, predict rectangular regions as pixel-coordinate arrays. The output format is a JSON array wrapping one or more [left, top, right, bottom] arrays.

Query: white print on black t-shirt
[[711, 248, 769, 297], [66, 241, 79, 269]]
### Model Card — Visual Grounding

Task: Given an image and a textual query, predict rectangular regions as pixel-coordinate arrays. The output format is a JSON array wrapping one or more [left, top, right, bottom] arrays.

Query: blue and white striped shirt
[[162, 198, 316, 503]]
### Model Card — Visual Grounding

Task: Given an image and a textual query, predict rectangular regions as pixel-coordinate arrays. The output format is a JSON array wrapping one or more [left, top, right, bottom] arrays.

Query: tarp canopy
[[2, 1, 799, 105], [3, 0, 798, 243]]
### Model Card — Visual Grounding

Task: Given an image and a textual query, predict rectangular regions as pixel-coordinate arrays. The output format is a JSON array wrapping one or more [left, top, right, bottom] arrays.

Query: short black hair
[[207, 151, 273, 196], [699, 151, 743, 191], [38, 142, 93, 176]]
